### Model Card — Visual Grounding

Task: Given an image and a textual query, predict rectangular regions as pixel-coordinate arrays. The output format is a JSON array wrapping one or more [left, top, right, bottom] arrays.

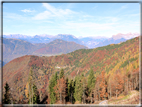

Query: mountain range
[[3, 37, 139, 102], [2, 38, 87, 65], [3, 34, 83, 44], [94, 37, 126, 48], [2, 33, 139, 65], [3, 33, 139, 48]]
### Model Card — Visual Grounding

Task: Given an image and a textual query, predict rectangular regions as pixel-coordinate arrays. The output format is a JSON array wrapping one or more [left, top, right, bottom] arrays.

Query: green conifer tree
[[68, 79, 75, 103], [88, 68, 96, 103], [74, 76, 83, 103], [59, 69, 64, 79], [81, 73, 87, 104], [3, 82, 10, 104], [49, 72, 58, 104], [33, 84, 40, 104], [54, 72, 58, 84], [28, 67, 40, 104]]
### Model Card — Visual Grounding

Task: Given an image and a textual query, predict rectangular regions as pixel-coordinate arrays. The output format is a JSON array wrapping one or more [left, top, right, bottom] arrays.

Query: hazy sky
[[3, 3, 140, 38]]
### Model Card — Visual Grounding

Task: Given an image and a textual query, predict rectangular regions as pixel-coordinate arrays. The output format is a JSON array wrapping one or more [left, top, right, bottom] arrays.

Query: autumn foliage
[[3, 37, 140, 104]]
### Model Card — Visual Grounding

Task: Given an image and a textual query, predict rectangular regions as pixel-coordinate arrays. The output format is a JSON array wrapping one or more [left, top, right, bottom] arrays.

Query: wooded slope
[[3, 37, 139, 103]]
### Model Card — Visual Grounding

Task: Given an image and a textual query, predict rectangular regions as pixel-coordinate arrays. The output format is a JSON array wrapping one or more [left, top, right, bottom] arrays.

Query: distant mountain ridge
[[94, 37, 127, 48], [3, 33, 139, 48], [3, 34, 83, 44], [54, 34, 83, 45], [80, 37, 107, 48], [33, 39, 88, 55]]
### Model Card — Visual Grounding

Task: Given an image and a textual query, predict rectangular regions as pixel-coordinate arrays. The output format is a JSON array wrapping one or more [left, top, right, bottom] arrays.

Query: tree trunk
[[40, 93, 41, 103], [32, 84, 33, 104], [71, 93, 72, 104], [83, 82, 85, 104], [60, 92, 61, 103], [116, 90, 118, 98], [98, 91, 100, 101], [83, 91, 85, 104], [135, 74, 137, 89], [110, 84, 111, 98], [132, 79, 133, 90], [91, 91, 92, 104], [127, 76, 129, 92], [134, 79, 136, 89], [64, 94, 65, 104], [124, 78, 126, 93], [94, 89, 96, 102], [28, 84, 31, 104], [129, 81, 131, 91]]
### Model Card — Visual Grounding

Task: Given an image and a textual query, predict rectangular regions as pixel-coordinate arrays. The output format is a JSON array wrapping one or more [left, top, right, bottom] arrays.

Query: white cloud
[[33, 3, 77, 20], [98, 16, 119, 23], [42, 3, 57, 14], [21, 9, 35, 13], [4, 12, 28, 20], [83, 15, 93, 18], [33, 11, 52, 20], [123, 13, 140, 17], [42, 3, 76, 16]]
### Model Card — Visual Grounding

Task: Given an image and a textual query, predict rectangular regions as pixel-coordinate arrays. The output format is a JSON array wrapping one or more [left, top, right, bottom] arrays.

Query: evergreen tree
[[88, 68, 96, 103], [68, 79, 75, 103], [33, 84, 40, 104], [66, 78, 69, 102], [74, 76, 83, 103], [54, 72, 58, 84], [49, 72, 58, 104], [3, 82, 11, 104], [67, 80, 71, 102], [59, 69, 64, 79], [81, 73, 87, 104], [28, 67, 40, 104]]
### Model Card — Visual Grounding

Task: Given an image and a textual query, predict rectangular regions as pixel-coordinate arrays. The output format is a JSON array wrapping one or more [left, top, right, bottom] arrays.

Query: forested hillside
[[3, 37, 140, 104]]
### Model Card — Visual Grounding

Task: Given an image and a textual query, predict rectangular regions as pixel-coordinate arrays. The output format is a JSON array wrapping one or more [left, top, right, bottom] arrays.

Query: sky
[[3, 3, 140, 38]]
